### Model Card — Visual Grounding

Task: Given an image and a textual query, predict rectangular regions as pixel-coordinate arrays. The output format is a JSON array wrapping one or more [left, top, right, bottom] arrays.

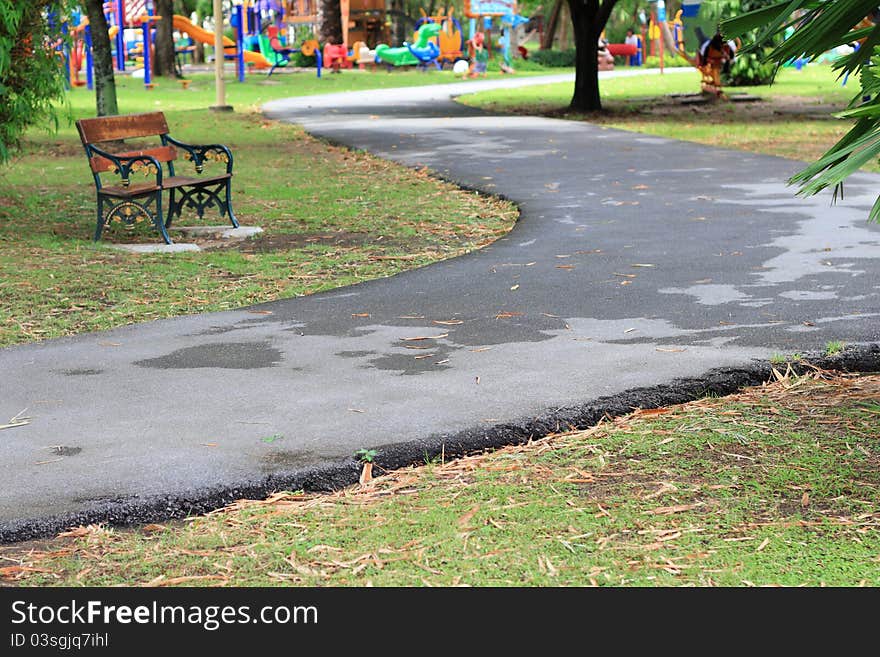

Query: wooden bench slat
[[77, 112, 170, 144], [88, 146, 178, 173]]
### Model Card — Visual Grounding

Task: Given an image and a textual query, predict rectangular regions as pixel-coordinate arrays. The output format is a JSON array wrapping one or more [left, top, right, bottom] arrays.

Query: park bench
[[76, 111, 238, 244]]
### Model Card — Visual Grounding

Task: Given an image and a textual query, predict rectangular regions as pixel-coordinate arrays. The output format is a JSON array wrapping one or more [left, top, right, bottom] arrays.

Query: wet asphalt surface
[[2, 71, 879, 541]]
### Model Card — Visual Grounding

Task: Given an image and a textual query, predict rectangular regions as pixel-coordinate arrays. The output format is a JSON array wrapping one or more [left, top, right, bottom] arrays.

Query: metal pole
[[85, 24, 94, 89], [235, 3, 245, 82], [115, 0, 126, 71], [212, 0, 233, 110], [142, 17, 153, 88]]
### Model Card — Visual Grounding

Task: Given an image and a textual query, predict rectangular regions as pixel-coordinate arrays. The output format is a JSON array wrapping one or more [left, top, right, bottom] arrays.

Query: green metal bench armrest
[[163, 136, 234, 175], [87, 145, 164, 189]]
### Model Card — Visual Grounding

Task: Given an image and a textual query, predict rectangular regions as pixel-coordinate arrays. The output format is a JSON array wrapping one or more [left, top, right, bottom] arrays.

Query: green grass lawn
[[6, 371, 878, 587], [61, 63, 560, 117], [0, 73, 518, 347], [459, 65, 869, 168]]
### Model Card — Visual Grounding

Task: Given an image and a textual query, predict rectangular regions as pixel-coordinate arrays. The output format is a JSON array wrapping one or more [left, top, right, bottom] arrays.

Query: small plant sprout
[[355, 449, 378, 484], [770, 353, 786, 364], [825, 341, 845, 356]]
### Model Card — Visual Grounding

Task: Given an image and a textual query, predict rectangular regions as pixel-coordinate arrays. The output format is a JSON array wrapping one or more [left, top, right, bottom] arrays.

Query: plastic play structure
[[414, 7, 464, 66], [657, 0, 738, 96], [375, 22, 442, 68]]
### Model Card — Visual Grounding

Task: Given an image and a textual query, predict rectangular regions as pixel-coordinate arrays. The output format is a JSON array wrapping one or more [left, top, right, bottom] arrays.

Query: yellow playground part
[[172, 14, 272, 69]]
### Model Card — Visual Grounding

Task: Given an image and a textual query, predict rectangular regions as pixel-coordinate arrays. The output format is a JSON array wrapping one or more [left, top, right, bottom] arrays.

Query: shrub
[[642, 53, 690, 68], [723, 51, 776, 86], [530, 48, 576, 67], [0, 1, 70, 163]]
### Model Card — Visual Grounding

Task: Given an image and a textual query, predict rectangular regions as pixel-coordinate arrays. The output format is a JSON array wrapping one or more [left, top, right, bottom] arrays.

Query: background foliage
[[0, 1, 70, 163]]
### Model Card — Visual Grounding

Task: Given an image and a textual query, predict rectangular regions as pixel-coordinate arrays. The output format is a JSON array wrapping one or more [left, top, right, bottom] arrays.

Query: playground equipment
[[171, 14, 272, 73], [354, 42, 378, 69], [375, 22, 442, 68], [464, 31, 488, 77], [463, 0, 527, 61], [66, 13, 90, 88], [323, 42, 355, 71], [657, 0, 739, 96], [257, 25, 321, 76], [414, 7, 464, 66], [498, 10, 528, 71]]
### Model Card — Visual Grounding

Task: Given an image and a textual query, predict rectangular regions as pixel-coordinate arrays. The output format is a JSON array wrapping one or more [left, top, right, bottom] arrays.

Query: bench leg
[[153, 191, 172, 244], [94, 196, 105, 242], [165, 188, 177, 229], [168, 183, 238, 229], [224, 180, 240, 229]]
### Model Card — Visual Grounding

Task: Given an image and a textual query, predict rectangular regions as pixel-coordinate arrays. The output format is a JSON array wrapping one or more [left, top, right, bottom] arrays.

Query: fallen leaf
[[470, 347, 492, 352], [636, 407, 671, 416], [0, 566, 53, 578], [247, 310, 273, 315], [646, 503, 702, 515], [656, 347, 686, 353], [351, 313, 370, 318], [400, 333, 449, 341], [495, 312, 523, 319], [802, 492, 810, 507], [458, 505, 480, 527], [631, 263, 655, 268], [756, 538, 770, 552], [432, 320, 463, 325], [556, 265, 575, 270], [510, 285, 519, 291]]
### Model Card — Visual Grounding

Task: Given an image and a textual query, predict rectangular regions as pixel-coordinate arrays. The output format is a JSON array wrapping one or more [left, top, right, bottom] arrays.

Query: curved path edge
[[3, 347, 876, 543]]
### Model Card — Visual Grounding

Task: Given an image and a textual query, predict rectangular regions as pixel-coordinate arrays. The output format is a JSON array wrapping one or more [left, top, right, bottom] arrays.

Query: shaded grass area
[[5, 370, 878, 587], [0, 75, 518, 346], [458, 66, 871, 169]]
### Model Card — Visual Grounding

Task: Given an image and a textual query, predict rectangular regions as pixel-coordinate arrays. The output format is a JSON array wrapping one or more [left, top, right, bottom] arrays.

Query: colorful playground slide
[[172, 14, 271, 69]]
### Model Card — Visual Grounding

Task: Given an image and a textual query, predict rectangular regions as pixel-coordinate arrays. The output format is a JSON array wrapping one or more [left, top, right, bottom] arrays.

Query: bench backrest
[[76, 112, 176, 174]]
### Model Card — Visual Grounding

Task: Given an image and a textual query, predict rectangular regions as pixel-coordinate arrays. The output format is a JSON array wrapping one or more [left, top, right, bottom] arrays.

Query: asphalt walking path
[[3, 71, 879, 540]]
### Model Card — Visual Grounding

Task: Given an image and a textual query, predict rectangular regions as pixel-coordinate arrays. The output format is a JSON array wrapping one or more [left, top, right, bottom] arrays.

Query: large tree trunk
[[154, 0, 178, 77], [83, 0, 118, 116], [567, 0, 617, 112], [541, 0, 563, 50], [319, 0, 342, 44]]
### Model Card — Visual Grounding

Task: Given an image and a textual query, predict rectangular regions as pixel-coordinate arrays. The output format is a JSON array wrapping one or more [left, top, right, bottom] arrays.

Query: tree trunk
[[83, 0, 118, 116], [154, 0, 178, 77], [568, 0, 601, 111], [319, 0, 342, 44], [541, 0, 563, 50]]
